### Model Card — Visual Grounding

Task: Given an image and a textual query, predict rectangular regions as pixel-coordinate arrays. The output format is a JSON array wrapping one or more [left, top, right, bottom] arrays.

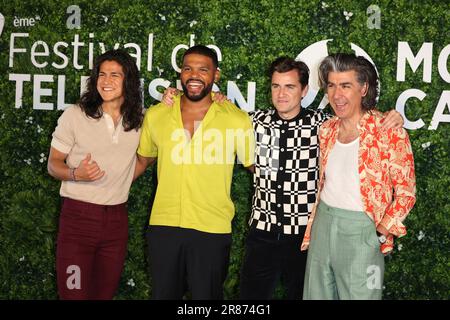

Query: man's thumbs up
[[74, 153, 105, 181]]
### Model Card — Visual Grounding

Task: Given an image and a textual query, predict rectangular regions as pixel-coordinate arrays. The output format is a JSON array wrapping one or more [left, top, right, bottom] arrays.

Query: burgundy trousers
[[56, 197, 128, 300]]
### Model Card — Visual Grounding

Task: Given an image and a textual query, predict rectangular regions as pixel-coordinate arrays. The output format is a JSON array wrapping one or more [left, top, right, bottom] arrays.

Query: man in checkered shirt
[[162, 57, 402, 300], [239, 57, 325, 299]]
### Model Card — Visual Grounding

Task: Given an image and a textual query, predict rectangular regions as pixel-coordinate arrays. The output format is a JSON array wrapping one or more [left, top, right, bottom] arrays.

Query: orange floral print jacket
[[301, 111, 416, 254]]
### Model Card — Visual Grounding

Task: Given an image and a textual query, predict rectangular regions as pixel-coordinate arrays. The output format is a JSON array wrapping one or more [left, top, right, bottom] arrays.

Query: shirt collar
[[271, 107, 304, 123], [356, 111, 374, 132], [331, 111, 373, 133], [171, 93, 218, 127]]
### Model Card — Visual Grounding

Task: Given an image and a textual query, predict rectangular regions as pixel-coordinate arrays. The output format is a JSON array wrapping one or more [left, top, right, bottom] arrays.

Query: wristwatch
[[376, 231, 387, 244]]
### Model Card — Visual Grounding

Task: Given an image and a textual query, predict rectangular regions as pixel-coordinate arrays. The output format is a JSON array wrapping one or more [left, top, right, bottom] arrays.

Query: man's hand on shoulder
[[212, 91, 230, 104], [162, 87, 180, 107], [381, 109, 404, 130]]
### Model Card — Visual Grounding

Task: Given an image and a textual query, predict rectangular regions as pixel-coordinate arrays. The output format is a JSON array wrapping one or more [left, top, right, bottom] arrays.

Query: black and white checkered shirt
[[249, 108, 330, 235]]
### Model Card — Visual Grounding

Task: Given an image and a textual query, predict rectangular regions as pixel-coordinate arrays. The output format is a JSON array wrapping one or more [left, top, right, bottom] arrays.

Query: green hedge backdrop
[[0, 0, 449, 299]]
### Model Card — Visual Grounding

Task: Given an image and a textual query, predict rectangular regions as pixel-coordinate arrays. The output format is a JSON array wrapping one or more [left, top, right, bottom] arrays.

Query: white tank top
[[320, 138, 364, 211]]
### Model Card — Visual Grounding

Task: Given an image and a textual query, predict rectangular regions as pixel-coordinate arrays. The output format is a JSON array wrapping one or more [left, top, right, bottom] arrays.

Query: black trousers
[[147, 226, 232, 300], [239, 226, 307, 300]]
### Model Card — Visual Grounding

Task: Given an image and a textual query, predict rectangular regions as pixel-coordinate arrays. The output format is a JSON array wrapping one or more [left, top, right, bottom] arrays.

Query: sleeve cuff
[[379, 213, 407, 238], [51, 139, 71, 154], [137, 149, 157, 158]]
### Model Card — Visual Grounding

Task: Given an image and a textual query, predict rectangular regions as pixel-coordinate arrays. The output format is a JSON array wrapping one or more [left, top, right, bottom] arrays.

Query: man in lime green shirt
[[134, 45, 254, 299]]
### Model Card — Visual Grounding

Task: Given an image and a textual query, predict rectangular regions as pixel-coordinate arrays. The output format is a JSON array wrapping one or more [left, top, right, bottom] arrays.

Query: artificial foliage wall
[[0, 0, 449, 299]]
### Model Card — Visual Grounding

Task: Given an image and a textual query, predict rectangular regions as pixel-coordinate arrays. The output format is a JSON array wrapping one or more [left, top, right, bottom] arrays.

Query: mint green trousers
[[303, 201, 385, 300]]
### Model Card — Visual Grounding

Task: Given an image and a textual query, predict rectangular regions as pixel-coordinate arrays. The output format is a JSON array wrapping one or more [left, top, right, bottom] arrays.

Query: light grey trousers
[[303, 200, 385, 300]]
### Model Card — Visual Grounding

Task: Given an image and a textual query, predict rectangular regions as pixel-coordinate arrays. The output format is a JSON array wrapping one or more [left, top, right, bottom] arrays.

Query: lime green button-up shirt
[[137, 95, 255, 234]]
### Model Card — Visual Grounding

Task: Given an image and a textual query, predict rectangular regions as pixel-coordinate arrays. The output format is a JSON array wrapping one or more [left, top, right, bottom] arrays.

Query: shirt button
[[281, 148, 285, 152], [277, 185, 281, 189], [281, 130, 285, 133], [277, 222, 281, 226], [277, 204, 281, 208], [280, 167, 284, 170]]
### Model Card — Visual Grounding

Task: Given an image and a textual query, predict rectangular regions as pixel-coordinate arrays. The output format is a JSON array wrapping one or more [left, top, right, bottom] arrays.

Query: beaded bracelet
[[70, 167, 77, 181]]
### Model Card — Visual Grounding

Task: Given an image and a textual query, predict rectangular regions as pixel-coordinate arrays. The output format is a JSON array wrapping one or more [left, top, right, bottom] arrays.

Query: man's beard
[[181, 79, 214, 102]]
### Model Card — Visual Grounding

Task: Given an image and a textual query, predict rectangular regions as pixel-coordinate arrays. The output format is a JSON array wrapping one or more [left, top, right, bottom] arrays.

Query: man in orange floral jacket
[[301, 53, 416, 300]]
